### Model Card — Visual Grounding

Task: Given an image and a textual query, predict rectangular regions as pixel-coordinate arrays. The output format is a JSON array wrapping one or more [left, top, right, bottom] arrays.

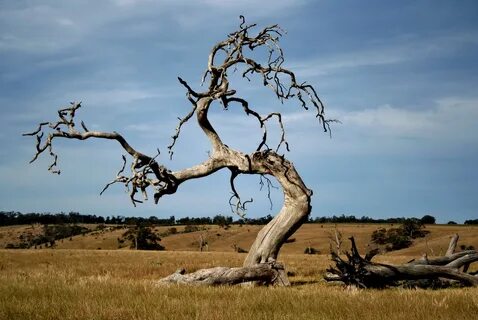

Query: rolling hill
[[2, 223, 477, 256]]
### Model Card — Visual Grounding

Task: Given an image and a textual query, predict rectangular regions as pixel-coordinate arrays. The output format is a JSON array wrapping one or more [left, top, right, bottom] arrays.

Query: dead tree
[[198, 233, 208, 252], [324, 234, 478, 288], [24, 17, 332, 286], [328, 225, 343, 255]]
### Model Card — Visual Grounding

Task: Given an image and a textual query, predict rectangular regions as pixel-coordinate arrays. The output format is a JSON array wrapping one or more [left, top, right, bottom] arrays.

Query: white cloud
[[70, 88, 163, 107], [56, 18, 75, 27], [342, 98, 478, 140]]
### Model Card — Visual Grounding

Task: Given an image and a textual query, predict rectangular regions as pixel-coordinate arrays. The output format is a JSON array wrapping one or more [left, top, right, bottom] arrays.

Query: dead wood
[[325, 235, 478, 288], [158, 261, 289, 286], [445, 233, 459, 256]]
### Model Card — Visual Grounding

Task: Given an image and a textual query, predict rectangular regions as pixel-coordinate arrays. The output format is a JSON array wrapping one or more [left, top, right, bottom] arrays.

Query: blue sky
[[1, 0, 477, 223]]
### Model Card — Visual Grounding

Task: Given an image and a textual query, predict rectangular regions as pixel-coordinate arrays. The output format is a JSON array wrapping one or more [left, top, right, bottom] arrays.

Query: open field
[[1, 224, 477, 319], [1, 249, 478, 320]]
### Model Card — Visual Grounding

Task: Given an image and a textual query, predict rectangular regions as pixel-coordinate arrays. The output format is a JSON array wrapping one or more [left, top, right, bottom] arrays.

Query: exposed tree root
[[325, 234, 478, 288]]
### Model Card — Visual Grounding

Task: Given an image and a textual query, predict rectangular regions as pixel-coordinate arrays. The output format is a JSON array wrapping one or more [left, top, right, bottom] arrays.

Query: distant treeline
[[309, 214, 438, 224], [0, 211, 174, 226], [1, 211, 475, 226]]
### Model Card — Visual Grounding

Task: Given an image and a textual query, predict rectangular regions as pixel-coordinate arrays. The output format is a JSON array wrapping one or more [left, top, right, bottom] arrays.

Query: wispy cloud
[[341, 98, 478, 140], [290, 31, 478, 78]]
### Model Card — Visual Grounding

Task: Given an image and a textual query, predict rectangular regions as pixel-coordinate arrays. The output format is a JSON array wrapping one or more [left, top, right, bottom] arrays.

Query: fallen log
[[325, 234, 478, 288], [158, 261, 290, 286]]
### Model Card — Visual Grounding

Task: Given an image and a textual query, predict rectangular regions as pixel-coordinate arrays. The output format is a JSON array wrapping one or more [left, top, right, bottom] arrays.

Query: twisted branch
[[25, 17, 331, 217], [228, 168, 253, 217]]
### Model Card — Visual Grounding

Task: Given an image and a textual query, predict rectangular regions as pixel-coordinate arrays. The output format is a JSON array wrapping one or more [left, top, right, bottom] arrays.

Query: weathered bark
[[158, 261, 288, 286], [24, 18, 330, 286], [325, 236, 478, 288]]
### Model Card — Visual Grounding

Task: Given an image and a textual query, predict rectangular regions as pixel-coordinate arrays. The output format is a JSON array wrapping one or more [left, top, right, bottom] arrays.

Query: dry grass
[[0, 224, 45, 247], [1, 249, 477, 320], [5, 223, 474, 255]]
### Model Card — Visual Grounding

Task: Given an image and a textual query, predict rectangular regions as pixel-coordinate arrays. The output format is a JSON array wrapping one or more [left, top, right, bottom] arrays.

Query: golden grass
[[3, 223, 478, 255], [1, 249, 477, 320], [54, 223, 478, 256], [0, 224, 44, 248]]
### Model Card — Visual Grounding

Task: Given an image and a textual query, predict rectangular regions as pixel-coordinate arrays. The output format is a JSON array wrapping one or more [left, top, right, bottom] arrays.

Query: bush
[[384, 229, 412, 251], [371, 219, 428, 252], [184, 225, 200, 233], [371, 228, 388, 245]]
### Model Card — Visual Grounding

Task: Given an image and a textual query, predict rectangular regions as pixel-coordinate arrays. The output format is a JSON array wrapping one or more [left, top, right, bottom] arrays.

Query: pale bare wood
[[446, 233, 459, 256], [158, 262, 286, 286]]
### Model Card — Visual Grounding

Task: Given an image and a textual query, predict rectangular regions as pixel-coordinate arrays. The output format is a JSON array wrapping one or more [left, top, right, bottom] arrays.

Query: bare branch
[[167, 103, 197, 159], [24, 102, 153, 170], [259, 174, 277, 210], [23, 122, 49, 136], [228, 168, 253, 217], [100, 155, 129, 196]]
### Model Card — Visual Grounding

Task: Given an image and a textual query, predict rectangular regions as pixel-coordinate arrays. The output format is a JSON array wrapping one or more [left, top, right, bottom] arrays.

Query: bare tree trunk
[[243, 157, 312, 266]]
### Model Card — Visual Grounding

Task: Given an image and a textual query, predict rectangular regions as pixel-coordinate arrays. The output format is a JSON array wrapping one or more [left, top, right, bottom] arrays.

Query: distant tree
[[213, 214, 233, 229], [401, 218, 427, 238], [464, 219, 478, 225], [447, 221, 457, 225], [420, 214, 436, 224], [120, 224, 164, 250]]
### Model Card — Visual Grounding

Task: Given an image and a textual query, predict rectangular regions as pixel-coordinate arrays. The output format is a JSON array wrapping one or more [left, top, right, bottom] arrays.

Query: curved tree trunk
[[243, 159, 311, 266]]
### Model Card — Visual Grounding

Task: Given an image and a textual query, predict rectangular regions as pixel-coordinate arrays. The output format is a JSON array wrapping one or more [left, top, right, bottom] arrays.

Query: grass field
[[0, 250, 477, 320], [1, 224, 478, 319]]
